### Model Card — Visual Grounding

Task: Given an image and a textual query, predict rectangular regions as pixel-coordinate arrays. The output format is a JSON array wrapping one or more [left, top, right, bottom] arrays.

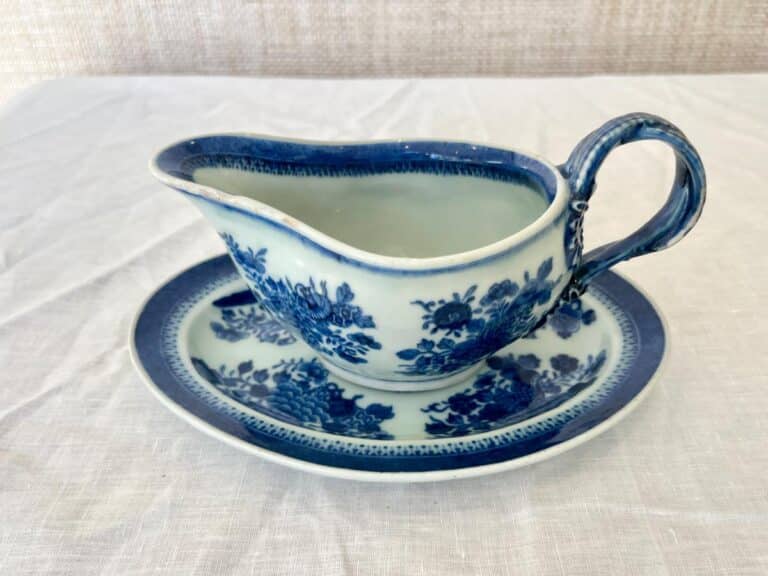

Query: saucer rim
[[129, 257, 668, 483]]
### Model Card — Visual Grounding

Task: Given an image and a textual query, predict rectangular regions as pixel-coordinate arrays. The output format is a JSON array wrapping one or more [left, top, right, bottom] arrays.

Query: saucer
[[130, 256, 666, 482]]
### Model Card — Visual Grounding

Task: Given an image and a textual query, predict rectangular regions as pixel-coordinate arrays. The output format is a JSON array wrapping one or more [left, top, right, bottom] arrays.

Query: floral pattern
[[540, 298, 596, 340], [210, 290, 296, 345], [396, 258, 561, 377], [191, 356, 395, 439], [222, 234, 381, 364], [422, 349, 607, 437]]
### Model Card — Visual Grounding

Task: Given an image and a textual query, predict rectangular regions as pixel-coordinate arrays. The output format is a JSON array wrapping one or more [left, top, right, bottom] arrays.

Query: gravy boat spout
[[150, 117, 705, 391]]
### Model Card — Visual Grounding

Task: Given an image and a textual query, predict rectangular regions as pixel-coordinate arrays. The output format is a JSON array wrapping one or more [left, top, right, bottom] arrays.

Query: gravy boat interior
[[151, 135, 568, 266]]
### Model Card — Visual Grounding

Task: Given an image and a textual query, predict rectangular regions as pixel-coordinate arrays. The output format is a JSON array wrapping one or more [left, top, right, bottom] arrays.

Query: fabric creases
[[1, 75, 767, 575]]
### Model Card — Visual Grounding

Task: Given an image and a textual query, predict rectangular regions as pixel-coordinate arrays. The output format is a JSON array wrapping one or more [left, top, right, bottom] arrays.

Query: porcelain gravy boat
[[150, 113, 705, 391]]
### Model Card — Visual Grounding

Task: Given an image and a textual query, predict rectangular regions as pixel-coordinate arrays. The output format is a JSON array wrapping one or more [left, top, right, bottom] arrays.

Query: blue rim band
[[154, 135, 564, 276], [155, 136, 558, 198]]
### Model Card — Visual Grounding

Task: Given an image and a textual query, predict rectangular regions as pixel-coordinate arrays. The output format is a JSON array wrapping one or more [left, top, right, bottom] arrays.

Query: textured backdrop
[[2, 0, 767, 103]]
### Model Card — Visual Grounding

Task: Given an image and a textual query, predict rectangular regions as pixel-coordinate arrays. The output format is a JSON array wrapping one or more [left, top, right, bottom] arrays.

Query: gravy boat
[[150, 113, 705, 391]]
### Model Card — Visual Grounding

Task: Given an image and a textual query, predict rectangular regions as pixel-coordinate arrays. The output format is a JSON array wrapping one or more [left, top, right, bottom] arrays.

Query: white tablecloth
[[1, 75, 766, 575]]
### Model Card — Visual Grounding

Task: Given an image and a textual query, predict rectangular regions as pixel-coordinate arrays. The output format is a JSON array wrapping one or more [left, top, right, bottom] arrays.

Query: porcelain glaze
[[150, 113, 705, 391], [130, 256, 667, 481]]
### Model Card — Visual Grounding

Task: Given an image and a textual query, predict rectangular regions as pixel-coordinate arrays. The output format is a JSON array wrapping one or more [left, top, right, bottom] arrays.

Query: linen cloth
[[1, 75, 767, 575], [2, 0, 768, 104]]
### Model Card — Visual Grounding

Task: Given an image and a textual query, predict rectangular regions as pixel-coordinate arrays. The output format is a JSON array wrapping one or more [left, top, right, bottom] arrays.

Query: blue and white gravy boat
[[150, 113, 705, 392]]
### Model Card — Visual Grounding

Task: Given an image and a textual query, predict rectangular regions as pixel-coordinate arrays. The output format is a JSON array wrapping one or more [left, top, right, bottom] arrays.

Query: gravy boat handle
[[558, 112, 706, 300]]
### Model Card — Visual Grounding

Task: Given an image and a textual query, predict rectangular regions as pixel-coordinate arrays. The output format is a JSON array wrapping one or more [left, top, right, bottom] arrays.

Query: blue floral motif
[[544, 299, 596, 339], [412, 285, 482, 337], [210, 290, 296, 345], [396, 258, 560, 377], [191, 356, 394, 439], [422, 349, 607, 437], [222, 234, 381, 364]]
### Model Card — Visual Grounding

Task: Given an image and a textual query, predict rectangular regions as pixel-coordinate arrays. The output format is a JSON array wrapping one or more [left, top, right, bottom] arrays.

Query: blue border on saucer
[[133, 256, 665, 473]]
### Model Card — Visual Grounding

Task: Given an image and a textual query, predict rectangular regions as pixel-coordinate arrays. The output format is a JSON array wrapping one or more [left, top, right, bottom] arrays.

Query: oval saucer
[[130, 256, 666, 482]]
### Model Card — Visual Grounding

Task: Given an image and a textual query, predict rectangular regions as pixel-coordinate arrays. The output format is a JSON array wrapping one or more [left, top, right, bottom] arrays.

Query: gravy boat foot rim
[[321, 357, 486, 392]]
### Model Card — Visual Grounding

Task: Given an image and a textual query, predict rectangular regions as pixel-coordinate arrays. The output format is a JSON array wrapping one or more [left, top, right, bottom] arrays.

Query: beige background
[[2, 0, 767, 104]]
